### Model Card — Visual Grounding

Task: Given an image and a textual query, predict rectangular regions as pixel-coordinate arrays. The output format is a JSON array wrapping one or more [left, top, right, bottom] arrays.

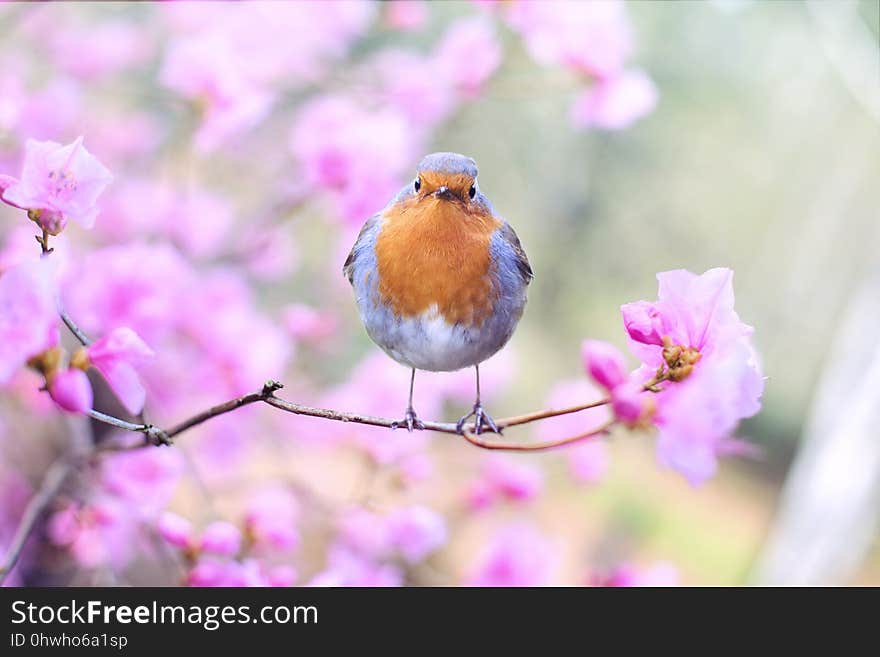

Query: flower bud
[[621, 301, 665, 346], [581, 339, 627, 390]]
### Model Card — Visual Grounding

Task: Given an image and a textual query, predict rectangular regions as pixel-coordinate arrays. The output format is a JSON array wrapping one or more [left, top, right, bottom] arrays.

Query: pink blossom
[[290, 95, 415, 224], [100, 448, 183, 515], [433, 16, 501, 97], [282, 304, 338, 344], [0, 259, 58, 384], [86, 327, 154, 415], [533, 380, 611, 484], [370, 50, 455, 129], [48, 369, 92, 414], [581, 339, 627, 390], [568, 442, 609, 484], [244, 487, 300, 553], [157, 512, 194, 550], [308, 544, 403, 587], [610, 381, 648, 425], [385, 1, 428, 32], [481, 455, 544, 503], [1, 137, 112, 231], [386, 505, 447, 564], [622, 268, 764, 484], [337, 508, 392, 559], [187, 557, 270, 587], [47, 500, 135, 569], [571, 69, 658, 130], [266, 565, 297, 587], [199, 521, 242, 557], [595, 562, 679, 587], [466, 524, 559, 587], [47, 20, 153, 80], [506, 0, 633, 79], [160, 32, 274, 153]]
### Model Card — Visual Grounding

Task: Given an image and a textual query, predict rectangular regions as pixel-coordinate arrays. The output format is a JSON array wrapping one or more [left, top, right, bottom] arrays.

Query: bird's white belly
[[362, 305, 505, 372]]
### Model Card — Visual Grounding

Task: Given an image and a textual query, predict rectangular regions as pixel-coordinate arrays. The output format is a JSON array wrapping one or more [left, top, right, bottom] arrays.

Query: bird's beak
[[434, 185, 452, 199]]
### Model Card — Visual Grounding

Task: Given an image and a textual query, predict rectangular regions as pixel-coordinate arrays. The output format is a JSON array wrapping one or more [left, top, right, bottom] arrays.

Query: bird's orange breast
[[374, 197, 501, 326]]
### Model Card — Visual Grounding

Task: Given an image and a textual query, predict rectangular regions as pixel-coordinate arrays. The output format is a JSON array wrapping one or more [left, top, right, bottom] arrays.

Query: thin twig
[[60, 309, 91, 346], [461, 420, 614, 451], [0, 458, 75, 585]]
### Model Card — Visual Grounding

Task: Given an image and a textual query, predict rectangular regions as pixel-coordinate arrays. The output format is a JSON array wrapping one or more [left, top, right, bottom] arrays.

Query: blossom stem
[[60, 309, 91, 346]]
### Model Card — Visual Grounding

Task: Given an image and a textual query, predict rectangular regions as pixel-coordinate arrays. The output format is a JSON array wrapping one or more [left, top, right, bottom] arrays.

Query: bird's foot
[[456, 402, 501, 435], [391, 407, 425, 433]]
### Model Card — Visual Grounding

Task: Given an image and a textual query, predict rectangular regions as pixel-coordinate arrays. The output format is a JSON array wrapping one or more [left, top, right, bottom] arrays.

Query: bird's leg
[[456, 364, 501, 435], [392, 368, 425, 432]]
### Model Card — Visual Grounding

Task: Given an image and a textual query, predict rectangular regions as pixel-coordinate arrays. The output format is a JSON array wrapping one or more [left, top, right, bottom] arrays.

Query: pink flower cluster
[[581, 268, 764, 485], [506, 0, 657, 130]]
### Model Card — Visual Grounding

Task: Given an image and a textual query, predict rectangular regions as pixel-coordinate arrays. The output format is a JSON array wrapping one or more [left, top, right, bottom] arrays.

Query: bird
[[344, 152, 532, 434]]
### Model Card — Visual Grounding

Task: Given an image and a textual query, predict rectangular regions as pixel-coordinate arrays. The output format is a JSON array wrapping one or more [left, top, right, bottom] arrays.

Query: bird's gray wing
[[343, 213, 382, 284], [497, 221, 533, 285]]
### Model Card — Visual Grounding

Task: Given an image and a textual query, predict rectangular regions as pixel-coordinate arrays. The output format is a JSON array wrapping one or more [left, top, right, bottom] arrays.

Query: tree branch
[[0, 457, 76, 585]]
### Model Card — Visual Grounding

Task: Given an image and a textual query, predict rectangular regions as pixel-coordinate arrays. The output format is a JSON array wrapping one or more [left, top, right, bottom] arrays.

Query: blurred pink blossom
[[87, 327, 155, 415], [0, 259, 58, 384], [533, 380, 611, 484], [581, 339, 628, 390], [244, 487, 300, 553], [506, 0, 633, 79], [387, 505, 447, 564], [308, 544, 403, 587], [384, 1, 428, 32], [433, 16, 501, 97], [466, 524, 559, 587], [157, 512, 195, 550], [46, 20, 153, 80], [199, 521, 242, 557], [282, 304, 339, 344], [47, 500, 135, 569], [595, 561, 679, 587], [571, 70, 658, 130], [290, 95, 415, 224], [47, 368, 92, 414], [1, 137, 112, 233], [568, 442, 609, 484], [465, 455, 544, 509], [100, 448, 183, 516]]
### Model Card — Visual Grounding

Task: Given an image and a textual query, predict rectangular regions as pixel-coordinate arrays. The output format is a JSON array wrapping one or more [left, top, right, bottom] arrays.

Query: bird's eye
[[468, 184, 476, 199], [414, 178, 421, 192]]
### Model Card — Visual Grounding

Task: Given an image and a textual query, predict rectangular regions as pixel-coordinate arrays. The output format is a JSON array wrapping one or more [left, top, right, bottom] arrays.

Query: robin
[[344, 152, 533, 434]]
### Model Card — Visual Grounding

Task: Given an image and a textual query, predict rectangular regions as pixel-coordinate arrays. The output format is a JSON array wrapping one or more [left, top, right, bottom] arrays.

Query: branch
[[0, 457, 75, 585], [60, 309, 91, 346], [461, 420, 615, 451]]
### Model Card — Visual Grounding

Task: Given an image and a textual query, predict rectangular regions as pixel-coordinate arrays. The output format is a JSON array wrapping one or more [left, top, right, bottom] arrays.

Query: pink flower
[[370, 50, 455, 129], [433, 16, 501, 97], [308, 544, 403, 587], [282, 304, 338, 344], [506, 0, 633, 79], [100, 448, 183, 514], [199, 521, 242, 557], [581, 339, 627, 390], [568, 442, 609, 484], [159, 32, 274, 152], [385, 1, 428, 32], [0, 259, 58, 383], [466, 524, 558, 587], [1, 137, 112, 232], [244, 487, 300, 553], [622, 268, 764, 484], [86, 327, 154, 415], [595, 562, 679, 587], [48, 369, 92, 414], [289, 95, 415, 224], [610, 381, 647, 425], [571, 69, 658, 130], [482, 456, 544, 503], [386, 505, 447, 564], [47, 500, 135, 569], [157, 512, 195, 550]]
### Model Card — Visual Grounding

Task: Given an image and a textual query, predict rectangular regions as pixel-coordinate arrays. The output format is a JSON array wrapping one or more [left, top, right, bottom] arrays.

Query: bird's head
[[411, 152, 481, 206]]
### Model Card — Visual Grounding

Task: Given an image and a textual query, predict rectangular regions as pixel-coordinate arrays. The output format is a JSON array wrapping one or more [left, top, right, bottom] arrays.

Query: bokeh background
[[1, 0, 878, 586]]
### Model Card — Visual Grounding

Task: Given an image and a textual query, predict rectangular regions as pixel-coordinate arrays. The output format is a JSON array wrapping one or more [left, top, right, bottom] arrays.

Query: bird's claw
[[391, 407, 425, 433], [456, 403, 501, 435]]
